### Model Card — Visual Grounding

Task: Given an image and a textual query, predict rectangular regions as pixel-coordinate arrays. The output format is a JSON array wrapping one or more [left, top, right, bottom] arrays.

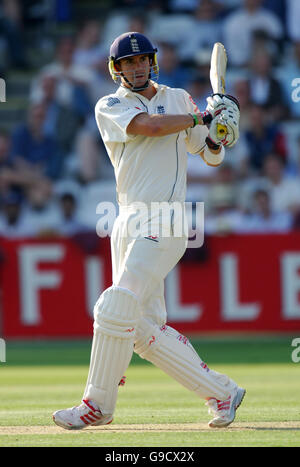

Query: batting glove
[[208, 107, 240, 148], [206, 93, 240, 120]]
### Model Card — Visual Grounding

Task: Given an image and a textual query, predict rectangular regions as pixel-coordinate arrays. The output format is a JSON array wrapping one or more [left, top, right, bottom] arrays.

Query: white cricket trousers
[[84, 203, 237, 416]]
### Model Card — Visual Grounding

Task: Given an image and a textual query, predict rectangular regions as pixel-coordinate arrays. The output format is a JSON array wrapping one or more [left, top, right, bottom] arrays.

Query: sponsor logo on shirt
[[107, 97, 120, 107]]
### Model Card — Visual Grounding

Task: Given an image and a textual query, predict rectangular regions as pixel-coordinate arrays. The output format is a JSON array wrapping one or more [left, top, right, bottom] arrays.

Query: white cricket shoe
[[206, 387, 246, 428], [52, 399, 113, 430]]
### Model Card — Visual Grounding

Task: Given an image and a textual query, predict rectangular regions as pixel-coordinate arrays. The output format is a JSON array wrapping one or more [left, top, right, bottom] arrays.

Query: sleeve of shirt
[[181, 89, 209, 155], [95, 94, 146, 143]]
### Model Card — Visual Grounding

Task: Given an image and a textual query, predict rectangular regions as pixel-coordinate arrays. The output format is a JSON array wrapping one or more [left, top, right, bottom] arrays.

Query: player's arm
[[126, 112, 205, 137]]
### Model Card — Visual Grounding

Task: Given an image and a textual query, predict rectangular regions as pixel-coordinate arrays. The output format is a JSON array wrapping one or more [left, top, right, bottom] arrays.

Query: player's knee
[[134, 320, 192, 359], [134, 318, 162, 359], [93, 285, 141, 338], [116, 273, 148, 302]]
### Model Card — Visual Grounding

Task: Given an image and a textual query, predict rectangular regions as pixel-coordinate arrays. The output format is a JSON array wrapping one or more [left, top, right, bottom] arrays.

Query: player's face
[[118, 54, 151, 88]]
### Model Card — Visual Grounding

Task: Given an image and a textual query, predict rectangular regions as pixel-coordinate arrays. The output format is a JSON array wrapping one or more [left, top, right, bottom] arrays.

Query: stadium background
[[0, 0, 300, 338]]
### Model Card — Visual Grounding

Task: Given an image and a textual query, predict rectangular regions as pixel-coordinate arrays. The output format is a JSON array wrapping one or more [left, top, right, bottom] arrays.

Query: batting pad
[[134, 318, 237, 400], [83, 286, 140, 415]]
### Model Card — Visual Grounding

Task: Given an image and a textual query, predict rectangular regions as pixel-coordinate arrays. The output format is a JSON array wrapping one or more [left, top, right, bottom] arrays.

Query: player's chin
[[133, 78, 149, 89]]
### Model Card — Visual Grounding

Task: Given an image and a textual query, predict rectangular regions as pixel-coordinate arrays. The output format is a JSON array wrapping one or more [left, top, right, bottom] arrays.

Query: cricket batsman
[[53, 32, 245, 429]]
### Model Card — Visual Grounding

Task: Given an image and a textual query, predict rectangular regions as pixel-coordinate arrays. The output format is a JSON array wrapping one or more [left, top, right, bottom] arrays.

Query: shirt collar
[[116, 82, 167, 99]]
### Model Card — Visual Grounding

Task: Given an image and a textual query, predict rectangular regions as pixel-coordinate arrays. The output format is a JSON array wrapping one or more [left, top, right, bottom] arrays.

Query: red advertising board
[[1, 233, 300, 338]]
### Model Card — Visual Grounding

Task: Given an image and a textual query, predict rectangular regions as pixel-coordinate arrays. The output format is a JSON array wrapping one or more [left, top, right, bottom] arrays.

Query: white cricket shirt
[[95, 83, 210, 205]]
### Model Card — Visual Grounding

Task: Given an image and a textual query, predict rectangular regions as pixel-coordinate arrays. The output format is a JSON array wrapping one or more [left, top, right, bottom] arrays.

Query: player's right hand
[[206, 93, 240, 119]]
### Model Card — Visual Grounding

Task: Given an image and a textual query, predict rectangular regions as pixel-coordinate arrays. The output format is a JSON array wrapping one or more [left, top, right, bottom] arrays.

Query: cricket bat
[[209, 42, 228, 138]]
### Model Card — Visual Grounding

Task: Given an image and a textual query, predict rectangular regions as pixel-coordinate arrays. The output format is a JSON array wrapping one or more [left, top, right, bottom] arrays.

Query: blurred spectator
[[244, 103, 287, 172], [222, 0, 283, 67], [262, 152, 300, 215], [248, 47, 287, 120], [239, 188, 293, 233], [286, 0, 300, 41], [157, 41, 189, 89], [0, 130, 35, 200], [0, 189, 35, 238], [204, 163, 246, 234], [31, 35, 94, 111], [262, 0, 286, 24], [147, 9, 194, 48], [128, 14, 149, 35], [31, 69, 107, 183], [288, 135, 300, 177], [0, 130, 12, 193], [72, 19, 115, 101], [73, 128, 111, 184], [186, 154, 216, 204], [232, 78, 251, 129], [73, 19, 106, 69], [32, 72, 84, 160], [0, 129, 10, 165], [224, 136, 250, 181], [213, 161, 238, 186], [102, 11, 153, 53], [53, 0, 72, 23], [21, 183, 61, 237], [186, 72, 211, 112], [205, 184, 245, 235], [229, 79, 253, 181], [224, 76, 252, 179], [10, 102, 63, 180], [0, 0, 28, 70], [177, 0, 222, 62], [167, 0, 199, 14], [0, 129, 52, 201], [54, 191, 87, 236], [188, 48, 211, 97], [21, 0, 61, 26]]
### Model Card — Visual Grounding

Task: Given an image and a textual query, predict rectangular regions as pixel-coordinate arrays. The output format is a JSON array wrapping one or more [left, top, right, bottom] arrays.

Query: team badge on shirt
[[157, 105, 165, 114]]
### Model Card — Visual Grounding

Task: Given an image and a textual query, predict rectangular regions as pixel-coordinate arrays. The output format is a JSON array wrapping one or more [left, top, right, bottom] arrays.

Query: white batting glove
[[206, 93, 240, 120], [208, 107, 240, 148], [206, 94, 227, 119]]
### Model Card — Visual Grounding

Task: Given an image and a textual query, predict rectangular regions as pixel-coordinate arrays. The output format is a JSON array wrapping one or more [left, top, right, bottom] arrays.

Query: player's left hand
[[209, 107, 240, 148]]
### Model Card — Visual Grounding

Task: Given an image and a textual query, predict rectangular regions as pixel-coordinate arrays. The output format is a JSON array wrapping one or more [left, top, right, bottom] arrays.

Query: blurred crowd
[[0, 0, 300, 240]]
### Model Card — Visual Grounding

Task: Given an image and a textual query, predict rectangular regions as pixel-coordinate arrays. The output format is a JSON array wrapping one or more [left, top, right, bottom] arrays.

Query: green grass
[[0, 336, 299, 447]]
